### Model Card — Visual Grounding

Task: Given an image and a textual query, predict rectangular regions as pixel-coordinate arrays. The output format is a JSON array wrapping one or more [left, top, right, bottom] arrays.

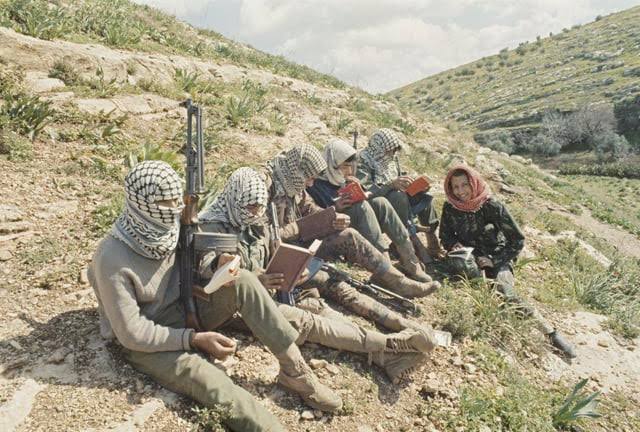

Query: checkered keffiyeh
[[267, 144, 327, 198], [200, 167, 268, 228], [111, 161, 184, 260], [360, 128, 403, 184]]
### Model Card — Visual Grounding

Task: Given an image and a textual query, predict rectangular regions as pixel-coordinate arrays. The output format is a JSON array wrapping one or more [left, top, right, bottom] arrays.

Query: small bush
[[0, 128, 33, 161], [49, 60, 80, 86], [7, 0, 68, 40], [559, 161, 640, 179], [1, 93, 55, 140], [552, 379, 601, 429], [87, 67, 119, 98], [126, 142, 182, 173]]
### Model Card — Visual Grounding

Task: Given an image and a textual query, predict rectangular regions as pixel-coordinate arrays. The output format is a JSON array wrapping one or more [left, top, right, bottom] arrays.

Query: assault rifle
[[320, 261, 420, 315], [179, 99, 205, 331]]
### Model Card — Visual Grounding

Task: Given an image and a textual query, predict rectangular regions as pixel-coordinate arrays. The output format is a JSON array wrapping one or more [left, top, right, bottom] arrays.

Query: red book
[[337, 182, 368, 204], [405, 176, 431, 196]]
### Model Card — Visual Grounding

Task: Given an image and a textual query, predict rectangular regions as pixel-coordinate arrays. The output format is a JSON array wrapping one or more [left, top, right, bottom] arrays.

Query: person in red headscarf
[[439, 165, 577, 358]]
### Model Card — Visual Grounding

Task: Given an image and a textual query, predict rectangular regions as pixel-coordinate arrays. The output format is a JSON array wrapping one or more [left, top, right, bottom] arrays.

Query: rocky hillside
[[1, 1, 639, 431], [388, 6, 640, 139]]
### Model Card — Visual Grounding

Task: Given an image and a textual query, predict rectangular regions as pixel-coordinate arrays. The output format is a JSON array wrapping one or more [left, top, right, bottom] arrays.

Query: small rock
[[135, 379, 144, 393], [313, 410, 323, 419], [325, 364, 339, 375], [78, 268, 89, 285], [8, 340, 23, 351], [48, 347, 71, 363], [451, 356, 463, 367], [463, 363, 477, 374], [0, 205, 23, 222], [309, 359, 328, 370], [0, 249, 12, 261], [300, 410, 315, 421], [597, 339, 609, 348], [357, 426, 374, 432]]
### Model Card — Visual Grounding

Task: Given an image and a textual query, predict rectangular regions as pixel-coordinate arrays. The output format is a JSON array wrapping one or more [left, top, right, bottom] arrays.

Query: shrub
[[558, 161, 640, 179], [6, 0, 68, 40], [49, 60, 80, 86], [0, 128, 33, 161], [483, 130, 515, 154], [552, 379, 601, 429], [1, 93, 55, 140], [125, 142, 182, 173]]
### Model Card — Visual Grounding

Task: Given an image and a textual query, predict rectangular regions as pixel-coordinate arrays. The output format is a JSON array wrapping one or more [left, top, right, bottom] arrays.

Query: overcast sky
[[134, 0, 639, 93]]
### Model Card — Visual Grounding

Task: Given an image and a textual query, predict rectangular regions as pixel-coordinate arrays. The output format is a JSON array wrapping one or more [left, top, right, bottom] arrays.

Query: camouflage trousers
[[299, 270, 417, 333], [486, 266, 554, 335], [315, 227, 390, 275], [384, 189, 439, 235], [342, 196, 413, 253]]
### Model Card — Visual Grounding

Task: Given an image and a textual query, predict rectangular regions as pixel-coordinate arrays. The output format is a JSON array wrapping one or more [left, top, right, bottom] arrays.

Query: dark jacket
[[439, 198, 525, 269], [306, 179, 340, 209]]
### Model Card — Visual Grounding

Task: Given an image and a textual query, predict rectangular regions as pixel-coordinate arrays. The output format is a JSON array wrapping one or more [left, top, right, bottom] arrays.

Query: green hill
[[388, 6, 640, 141]]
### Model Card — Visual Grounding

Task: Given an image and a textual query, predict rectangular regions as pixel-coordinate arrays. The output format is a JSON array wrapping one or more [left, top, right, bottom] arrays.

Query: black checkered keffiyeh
[[199, 167, 268, 228], [360, 128, 403, 184], [111, 161, 184, 260], [266, 144, 327, 198]]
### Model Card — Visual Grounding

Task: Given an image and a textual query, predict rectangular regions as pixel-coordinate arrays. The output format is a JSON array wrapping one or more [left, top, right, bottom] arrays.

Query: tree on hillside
[[614, 95, 640, 151]]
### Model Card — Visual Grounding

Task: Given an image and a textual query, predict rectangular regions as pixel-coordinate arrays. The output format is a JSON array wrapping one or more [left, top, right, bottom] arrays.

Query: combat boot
[[548, 331, 577, 359], [425, 232, 447, 260], [385, 329, 435, 354], [370, 265, 440, 298], [395, 239, 432, 282], [411, 234, 434, 266], [276, 344, 343, 412], [369, 351, 428, 384]]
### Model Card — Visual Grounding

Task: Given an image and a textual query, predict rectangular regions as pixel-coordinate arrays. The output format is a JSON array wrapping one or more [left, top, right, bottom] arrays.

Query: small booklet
[[337, 182, 369, 204], [265, 239, 322, 293], [203, 255, 242, 294], [296, 206, 337, 242], [405, 176, 431, 196], [432, 329, 452, 347]]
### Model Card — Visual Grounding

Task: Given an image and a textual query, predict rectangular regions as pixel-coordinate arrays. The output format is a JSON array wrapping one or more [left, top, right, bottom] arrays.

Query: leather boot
[[395, 240, 431, 282], [385, 329, 435, 354], [425, 232, 447, 260], [276, 343, 343, 412], [369, 351, 427, 384], [548, 331, 577, 359], [411, 234, 434, 266], [370, 265, 440, 298]]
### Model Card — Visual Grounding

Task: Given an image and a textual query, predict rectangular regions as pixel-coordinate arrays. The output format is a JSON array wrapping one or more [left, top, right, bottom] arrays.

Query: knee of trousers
[[386, 189, 410, 208], [277, 304, 315, 345], [234, 269, 263, 297]]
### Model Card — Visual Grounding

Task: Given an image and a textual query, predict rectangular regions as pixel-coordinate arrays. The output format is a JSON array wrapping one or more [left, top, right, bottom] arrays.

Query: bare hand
[[345, 176, 361, 184], [216, 253, 236, 270], [332, 213, 350, 230], [391, 176, 413, 191], [296, 268, 310, 286], [477, 256, 494, 269], [258, 272, 285, 290], [192, 332, 237, 360], [335, 195, 355, 211]]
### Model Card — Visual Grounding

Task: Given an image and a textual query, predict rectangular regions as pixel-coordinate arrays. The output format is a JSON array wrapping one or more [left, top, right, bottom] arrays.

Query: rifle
[[352, 130, 358, 149], [178, 99, 205, 331], [269, 202, 296, 306], [320, 261, 420, 315]]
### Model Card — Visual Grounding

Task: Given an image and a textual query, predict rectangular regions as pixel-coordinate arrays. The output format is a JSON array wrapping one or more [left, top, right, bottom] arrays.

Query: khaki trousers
[[123, 270, 297, 432]]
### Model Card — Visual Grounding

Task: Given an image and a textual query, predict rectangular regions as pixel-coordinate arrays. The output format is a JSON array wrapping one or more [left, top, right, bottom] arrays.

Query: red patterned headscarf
[[444, 165, 491, 212]]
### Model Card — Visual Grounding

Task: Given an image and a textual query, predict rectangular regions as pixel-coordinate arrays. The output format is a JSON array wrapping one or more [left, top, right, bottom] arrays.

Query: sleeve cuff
[[182, 328, 195, 351]]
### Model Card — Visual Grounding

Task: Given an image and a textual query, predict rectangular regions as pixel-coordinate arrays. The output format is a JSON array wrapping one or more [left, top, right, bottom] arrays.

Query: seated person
[[262, 143, 439, 298], [88, 161, 342, 432], [356, 128, 446, 263], [306, 138, 431, 282], [439, 165, 576, 358], [199, 167, 432, 383]]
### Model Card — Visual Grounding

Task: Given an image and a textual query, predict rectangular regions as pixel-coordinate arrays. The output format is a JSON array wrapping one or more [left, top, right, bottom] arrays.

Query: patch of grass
[[18, 237, 62, 266], [92, 194, 124, 236], [267, 109, 289, 136], [174, 68, 201, 93], [49, 60, 80, 86], [126, 142, 182, 174], [0, 129, 32, 161], [532, 211, 575, 234], [332, 112, 353, 134], [224, 80, 269, 127], [87, 67, 119, 98], [6, 0, 68, 40], [552, 379, 601, 429], [190, 404, 231, 432]]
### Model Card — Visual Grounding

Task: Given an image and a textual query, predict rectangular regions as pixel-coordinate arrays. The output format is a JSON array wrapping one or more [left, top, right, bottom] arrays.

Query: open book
[[203, 255, 242, 294], [296, 207, 337, 242], [337, 182, 369, 204], [265, 239, 322, 293], [405, 175, 431, 196]]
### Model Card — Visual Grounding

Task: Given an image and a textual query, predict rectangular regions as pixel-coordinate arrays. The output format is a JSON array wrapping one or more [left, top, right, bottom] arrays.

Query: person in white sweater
[[88, 161, 341, 432]]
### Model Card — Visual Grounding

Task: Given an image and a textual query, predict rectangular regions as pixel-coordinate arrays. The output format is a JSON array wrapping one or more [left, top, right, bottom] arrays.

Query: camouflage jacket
[[439, 198, 525, 269]]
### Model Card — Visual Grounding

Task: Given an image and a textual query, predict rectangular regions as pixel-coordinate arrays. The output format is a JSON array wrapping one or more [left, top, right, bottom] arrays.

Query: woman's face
[[337, 161, 354, 178], [451, 174, 472, 202]]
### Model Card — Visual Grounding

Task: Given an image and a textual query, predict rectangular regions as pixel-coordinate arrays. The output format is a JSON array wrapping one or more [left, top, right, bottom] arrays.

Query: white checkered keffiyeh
[[111, 161, 184, 260], [267, 144, 327, 198], [199, 167, 268, 229], [360, 128, 403, 184]]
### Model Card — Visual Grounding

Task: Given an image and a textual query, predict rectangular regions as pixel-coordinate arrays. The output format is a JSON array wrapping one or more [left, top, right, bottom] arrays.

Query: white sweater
[[88, 235, 193, 352]]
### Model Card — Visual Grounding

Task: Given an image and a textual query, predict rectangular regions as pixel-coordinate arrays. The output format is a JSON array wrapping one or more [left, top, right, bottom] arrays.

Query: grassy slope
[[388, 6, 640, 135], [0, 1, 639, 431]]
